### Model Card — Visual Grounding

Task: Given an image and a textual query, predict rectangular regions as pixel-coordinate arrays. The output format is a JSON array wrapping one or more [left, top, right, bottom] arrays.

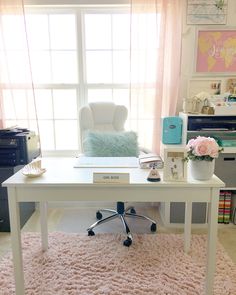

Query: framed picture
[[163, 148, 187, 182], [187, 0, 228, 25], [195, 29, 236, 74], [188, 78, 222, 98], [226, 78, 236, 94]]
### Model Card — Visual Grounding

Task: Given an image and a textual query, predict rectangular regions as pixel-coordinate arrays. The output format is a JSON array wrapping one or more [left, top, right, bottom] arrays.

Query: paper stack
[[139, 153, 163, 169]]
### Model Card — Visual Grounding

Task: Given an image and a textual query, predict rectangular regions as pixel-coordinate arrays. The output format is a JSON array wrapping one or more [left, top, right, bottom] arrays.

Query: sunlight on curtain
[[0, 0, 39, 138], [130, 0, 183, 153]]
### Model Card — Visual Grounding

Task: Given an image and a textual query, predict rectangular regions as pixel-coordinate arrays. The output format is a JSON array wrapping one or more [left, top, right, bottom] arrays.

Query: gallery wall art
[[187, 0, 228, 25], [195, 29, 236, 74]]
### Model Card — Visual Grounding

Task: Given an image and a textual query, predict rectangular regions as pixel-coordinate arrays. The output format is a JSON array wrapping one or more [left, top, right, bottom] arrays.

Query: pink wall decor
[[196, 30, 236, 73]]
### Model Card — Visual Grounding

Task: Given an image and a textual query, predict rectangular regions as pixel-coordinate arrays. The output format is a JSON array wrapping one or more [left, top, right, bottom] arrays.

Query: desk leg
[[205, 188, 219, 295], [184, 201, 192, 253], [8, 188, 25, 295], [40, 201, 48, 251]]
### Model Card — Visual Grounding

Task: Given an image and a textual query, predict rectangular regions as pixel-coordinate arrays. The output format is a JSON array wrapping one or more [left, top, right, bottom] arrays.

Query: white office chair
[[79, 102, 157, 247]]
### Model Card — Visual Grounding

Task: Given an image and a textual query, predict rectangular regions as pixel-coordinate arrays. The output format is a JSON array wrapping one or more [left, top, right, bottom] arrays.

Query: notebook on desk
[[74, 156, 139, 168]]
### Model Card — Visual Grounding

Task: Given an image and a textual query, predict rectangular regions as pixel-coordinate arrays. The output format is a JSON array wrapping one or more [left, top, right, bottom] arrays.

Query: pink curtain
[[130, 0, 183, 153], [0, 0, 23, 128], [0, 0, 38, 132]]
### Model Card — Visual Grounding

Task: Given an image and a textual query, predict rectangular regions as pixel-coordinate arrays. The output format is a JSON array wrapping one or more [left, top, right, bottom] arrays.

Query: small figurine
[[147, 163, 161, 182]]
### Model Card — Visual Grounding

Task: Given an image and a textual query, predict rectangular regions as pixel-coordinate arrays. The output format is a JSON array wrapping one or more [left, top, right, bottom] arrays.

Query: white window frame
[[1, 5, 132, 156], [2, 4, 157, 155]]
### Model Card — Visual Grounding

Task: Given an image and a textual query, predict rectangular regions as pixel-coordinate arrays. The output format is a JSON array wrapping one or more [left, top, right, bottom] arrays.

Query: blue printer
[[0, 128, 41, 166]]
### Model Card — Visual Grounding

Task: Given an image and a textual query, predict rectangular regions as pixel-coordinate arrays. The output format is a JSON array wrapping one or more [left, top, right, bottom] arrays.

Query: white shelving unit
[[160, 112, 236, 228]]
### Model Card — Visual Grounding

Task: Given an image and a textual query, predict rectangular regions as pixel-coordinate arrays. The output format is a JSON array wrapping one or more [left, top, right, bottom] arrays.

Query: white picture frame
[[188, 78, 223, 98], [186, 0, 228, 25], [163, 148, 187, 182], [194, 28, 236, 75]]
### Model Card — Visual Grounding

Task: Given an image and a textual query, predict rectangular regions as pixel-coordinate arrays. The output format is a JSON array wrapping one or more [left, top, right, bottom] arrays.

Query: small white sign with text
[[93, 172, 130, 184]]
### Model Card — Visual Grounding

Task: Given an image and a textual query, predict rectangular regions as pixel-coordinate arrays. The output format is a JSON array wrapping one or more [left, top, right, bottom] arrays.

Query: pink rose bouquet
[[186, 136, 223, 161]]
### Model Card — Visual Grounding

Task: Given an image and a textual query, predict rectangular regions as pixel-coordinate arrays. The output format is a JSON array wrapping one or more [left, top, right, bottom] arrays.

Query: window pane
[[3, 90, 28, 119], [113, 89, 129, 109], [35, 90, 53, 119], [50, 14, 76, 50], [2, 90, 16, 119], [12, 90, 28, 119], [88, 89, 112, 103], [4, 52, 30, 83], [49, 14, 76, 49], [138, 120, 153, 149], [138, 89, 155, 119], [38, 120, 55, 150], [27, 90, 37, 120], [31, 51, 51, 83], [51, 51, 78, 83], [0, 29, 3, 50], [0, 51, 8, 82], [28, 120, 39, 134], [131, 50, 157, 83], [85, 14, 111, 50], [53, 89, 77, 119], [113, 51, 130, 83], [130, 88, 155, 119], [131, 13, 159, 50], [2, 15, 26, 50], [55, 120, 78, 150], [146, 50, 157, 83], [113, 14, 130, 49], [26, 14, 50, 50], [86, 51, 112, 83]]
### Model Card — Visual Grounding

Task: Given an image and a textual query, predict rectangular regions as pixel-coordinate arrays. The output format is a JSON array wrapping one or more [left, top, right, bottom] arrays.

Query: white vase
[[190, 159, 215, 181]]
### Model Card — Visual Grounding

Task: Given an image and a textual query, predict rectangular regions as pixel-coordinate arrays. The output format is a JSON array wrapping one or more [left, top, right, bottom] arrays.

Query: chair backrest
[[79, 102, 128, 151]]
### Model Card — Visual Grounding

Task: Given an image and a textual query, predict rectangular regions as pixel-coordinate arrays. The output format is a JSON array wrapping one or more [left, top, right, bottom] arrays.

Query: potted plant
[[186, 136, 223, 180]]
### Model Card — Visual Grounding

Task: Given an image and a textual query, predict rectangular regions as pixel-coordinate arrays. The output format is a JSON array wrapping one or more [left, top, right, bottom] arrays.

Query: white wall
[[178, 0, 236, 113]]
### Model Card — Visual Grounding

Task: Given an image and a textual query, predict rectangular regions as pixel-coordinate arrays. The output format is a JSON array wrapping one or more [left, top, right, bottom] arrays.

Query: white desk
[[3, 157, 224, 295]]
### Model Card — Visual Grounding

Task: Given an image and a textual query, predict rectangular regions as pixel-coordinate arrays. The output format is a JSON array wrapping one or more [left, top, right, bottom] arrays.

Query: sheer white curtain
[[130, 0, 183, 153], [0, 0, 39, 135]]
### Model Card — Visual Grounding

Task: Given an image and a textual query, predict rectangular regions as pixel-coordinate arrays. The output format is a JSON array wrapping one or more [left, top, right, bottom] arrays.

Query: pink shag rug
[[0, 232, 236, 295]]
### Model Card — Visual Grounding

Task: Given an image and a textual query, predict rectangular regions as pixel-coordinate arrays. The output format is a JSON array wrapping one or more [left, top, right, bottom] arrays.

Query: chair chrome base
[[87, 202, 157, 247]]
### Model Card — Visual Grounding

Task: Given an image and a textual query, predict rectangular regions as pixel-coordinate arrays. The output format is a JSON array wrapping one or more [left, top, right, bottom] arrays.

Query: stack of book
[[139, 153, 163, 169], [218, 191, 232, 224]]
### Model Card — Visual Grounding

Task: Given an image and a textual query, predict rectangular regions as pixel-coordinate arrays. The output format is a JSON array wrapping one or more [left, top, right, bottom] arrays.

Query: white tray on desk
[[74, 156, 139, 168]]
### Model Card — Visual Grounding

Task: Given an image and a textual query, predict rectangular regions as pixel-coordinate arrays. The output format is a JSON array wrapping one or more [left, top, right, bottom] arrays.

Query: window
[[84, 11, 131, 113], [0, 6, 158, 153]]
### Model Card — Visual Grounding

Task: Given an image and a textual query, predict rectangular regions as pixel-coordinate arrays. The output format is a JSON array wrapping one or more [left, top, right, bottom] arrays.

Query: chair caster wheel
[[150, 223, 157, 232], [96, 211, 103, 220], [130, 208, 136, 214], [123, 237, 132, 247], [88, 230, 95, 236]]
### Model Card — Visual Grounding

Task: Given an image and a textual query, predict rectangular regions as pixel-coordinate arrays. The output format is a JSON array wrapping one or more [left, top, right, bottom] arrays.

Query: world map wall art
[[196, 29, 236, 73]]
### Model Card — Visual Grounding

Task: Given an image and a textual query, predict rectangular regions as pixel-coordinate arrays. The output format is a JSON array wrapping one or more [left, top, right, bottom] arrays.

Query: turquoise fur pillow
[[83, 131, 139, 157]]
